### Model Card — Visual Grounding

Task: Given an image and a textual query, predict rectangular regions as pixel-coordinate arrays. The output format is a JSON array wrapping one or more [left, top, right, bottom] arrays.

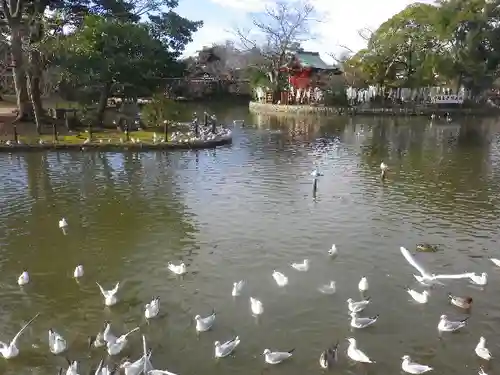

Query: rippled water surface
[[1, 110, 500, 374]]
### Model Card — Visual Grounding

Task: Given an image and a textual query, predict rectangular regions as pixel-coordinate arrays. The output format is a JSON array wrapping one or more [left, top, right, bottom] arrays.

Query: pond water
[[0, 106, 500, 375]]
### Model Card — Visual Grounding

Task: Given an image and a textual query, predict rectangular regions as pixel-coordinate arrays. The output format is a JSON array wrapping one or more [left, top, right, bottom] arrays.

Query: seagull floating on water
[[448, 293, 472, 309], [437, 314, 468, 332], [291, 259, 309, 272], [48, 329, 67, 354], [167, 262, 186, 275], [328, 244, 338, 257], [144, 297, 160, 319], [215, 336, 240, 358], [319, 342, 338, 368], [358, 276, 368, 292], [272, 270, 288, 287], [350, 312, 378, 329], [73, 265, 84, 278], [401, 355, 433, 374], [479, 367, 488, 375], [0, 312, 40, 359], [468, 272, 487, 286], [407, 288, 429, 304], [475, 336, 492, 360], [96, 282, 120, 306], [59, 218, 68, 229], [262, 348, 294, 364], [250, 297, 264, 316], [347, 297, 371, 313], [380, 162, 388, 178], [346, 337, 374, 363], [318, 281, 336, 294], [195, 310, 216, 332], [65, 360, 80, 375], [17, 270, 29, 286], [232, 280, 245, 296]]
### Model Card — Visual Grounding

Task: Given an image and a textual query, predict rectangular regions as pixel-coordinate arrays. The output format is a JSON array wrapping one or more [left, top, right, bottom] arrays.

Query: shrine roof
[[295, 51, 332, 70]]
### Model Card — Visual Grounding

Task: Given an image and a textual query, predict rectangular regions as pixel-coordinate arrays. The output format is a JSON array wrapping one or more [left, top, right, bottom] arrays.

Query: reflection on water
[[0, 109, 499, 374]]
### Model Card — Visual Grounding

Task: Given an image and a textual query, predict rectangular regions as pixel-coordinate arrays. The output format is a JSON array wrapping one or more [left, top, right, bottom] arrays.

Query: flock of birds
[[1, 159, 497, 375]]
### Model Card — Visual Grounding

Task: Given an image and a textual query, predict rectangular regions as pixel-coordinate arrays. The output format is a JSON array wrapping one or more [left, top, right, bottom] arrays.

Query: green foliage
[[49, 15, 179, 95], [344, 0, 500, 94], [141, 93, 183, 126]]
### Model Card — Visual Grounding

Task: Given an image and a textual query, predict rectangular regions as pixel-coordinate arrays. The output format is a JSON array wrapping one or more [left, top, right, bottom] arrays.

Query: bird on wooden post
[[163, 120, 169, 142]]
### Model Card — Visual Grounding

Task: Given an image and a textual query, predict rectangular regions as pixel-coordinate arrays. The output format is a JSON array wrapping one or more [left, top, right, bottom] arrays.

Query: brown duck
[[448, 293, 473, 309]]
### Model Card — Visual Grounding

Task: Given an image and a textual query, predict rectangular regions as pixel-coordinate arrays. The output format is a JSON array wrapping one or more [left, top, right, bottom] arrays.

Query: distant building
[[278, 51, 343, 104]]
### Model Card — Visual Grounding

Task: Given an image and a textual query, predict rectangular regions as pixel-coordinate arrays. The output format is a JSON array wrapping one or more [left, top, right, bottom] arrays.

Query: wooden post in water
[[124, 122, 130, 141], [163, 120, 168, 142], [52, 123, 58, 142], [13, 125, 18, 143]]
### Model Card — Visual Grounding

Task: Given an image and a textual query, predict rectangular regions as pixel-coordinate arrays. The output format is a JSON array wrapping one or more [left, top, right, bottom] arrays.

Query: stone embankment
[[248, 101, 497, 116]]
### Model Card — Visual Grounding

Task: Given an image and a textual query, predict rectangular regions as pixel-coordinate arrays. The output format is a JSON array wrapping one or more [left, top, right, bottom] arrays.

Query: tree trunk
[[27, 50, 44, 133], [9, 20, 33, 121], [96, 82, 112, 126]]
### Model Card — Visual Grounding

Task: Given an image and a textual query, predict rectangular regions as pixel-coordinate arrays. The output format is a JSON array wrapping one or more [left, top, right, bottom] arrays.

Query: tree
[[49, 15, 185, 125], [235, 0, 317, 101]]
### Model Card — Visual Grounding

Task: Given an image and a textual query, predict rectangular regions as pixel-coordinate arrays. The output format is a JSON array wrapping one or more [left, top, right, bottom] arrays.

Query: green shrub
[[141, 94, 184, 127]]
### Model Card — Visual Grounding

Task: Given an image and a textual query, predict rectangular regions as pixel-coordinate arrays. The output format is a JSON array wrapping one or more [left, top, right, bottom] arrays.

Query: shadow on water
[[0, 105, 500, 374]]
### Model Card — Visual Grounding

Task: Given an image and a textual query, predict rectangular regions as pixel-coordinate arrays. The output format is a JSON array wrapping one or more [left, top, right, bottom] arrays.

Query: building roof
[[295, 51, 333, 70]]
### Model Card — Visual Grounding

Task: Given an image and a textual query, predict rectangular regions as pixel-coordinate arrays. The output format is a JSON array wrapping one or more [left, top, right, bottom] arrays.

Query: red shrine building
[[278, 51, 342, 104]]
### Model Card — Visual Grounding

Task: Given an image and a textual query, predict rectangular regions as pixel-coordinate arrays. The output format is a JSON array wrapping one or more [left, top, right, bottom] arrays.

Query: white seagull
[[0, 313, 40, 359], [65, 360, 80, 375], [479, 367, 488, 375], [231, 280, 245, 296], [475, 336, 492, 360], [194, 310, 216, 332], [407, 288, 429, 304], [311, 168, 324, 178], [262, 348, 294, 364], [400, 246, 471, 284], [328, 244, 338, 257], [59, 218, 68, 229], [250, 297, 264, 316], [468, 272, 487, 286], [96, 282, 120, 306], [346, 337, 374, 363], [291, 259, 309, 271], [318, 281, 336, 294], [144, 297, 160, 319], [437, 314, 469, 332], [48, 329, 67, 354], [358, 276, 369, 292], [167, 262, 186, 275], [272, 270, 288, 287], [214, 336, 240, 358], [401, 355, 433, 374], [350, 312, 378, 329], [73, 265, 84, 278], [490, 258, 500, 267], [347, 297, 371, 313], [106, 326, 140, 356], [17, 271, 29, 286], [93, 359, 114, 375]]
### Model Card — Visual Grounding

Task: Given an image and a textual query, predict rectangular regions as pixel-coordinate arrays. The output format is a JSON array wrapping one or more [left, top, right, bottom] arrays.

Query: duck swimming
[[448, 293, 473, 309], [416, 244, 439, 252]]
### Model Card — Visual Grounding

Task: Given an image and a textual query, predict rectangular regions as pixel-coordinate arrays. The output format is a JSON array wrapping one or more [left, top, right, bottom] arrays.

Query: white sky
[[183, 0, 435, 64]]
